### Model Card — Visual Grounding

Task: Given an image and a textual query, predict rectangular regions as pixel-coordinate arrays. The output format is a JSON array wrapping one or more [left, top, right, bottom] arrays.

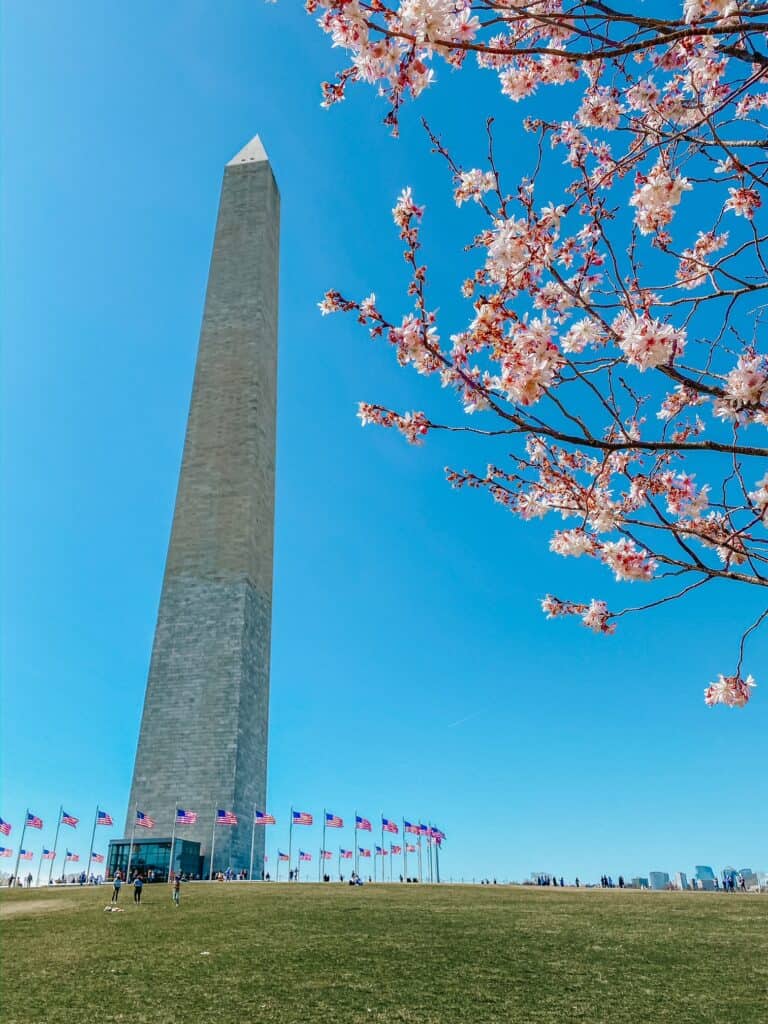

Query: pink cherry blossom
[[310, 0, 768, 707]]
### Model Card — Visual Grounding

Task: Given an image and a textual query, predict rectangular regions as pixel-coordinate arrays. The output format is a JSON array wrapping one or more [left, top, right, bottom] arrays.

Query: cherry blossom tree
[[309, 0, 768, 707]]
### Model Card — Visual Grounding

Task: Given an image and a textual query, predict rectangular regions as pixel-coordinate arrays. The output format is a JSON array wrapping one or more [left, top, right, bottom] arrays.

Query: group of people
[[109, 869, 182, 907], [212, 867, 249, 881], [6, 874, 34, 888]]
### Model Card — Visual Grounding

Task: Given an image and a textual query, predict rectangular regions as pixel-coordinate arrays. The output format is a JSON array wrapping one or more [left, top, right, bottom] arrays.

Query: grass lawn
[[1, 883, 766, 1023]]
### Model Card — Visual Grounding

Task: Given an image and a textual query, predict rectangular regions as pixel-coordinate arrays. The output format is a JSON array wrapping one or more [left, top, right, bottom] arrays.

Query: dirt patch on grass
[[0, 898, 72, 918]]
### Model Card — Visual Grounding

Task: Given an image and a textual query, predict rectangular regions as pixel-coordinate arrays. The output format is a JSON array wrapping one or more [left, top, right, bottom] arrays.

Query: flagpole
[[354, 810, 358, 878], [14, 810, 29, 885], [390, 844, 393, 883], [35, 844, 44, 888], [126, 810, 138, 882], [403, 818, 407, 881], [337, 849, 341, 882], [85, 805, 98, 883], [379, 812, 384, 884], [249, 804, 257, 882], [288, 807, 294, 881], [435, 836, 441, 883], [417, 832, 423, 883], [428, 823, 433, 883], [320, 809, 326, 883], [169, 805, 178, 881], [276, 854, 281, 883], [209, 810, 217, 881], [48, 806, 61, 884]]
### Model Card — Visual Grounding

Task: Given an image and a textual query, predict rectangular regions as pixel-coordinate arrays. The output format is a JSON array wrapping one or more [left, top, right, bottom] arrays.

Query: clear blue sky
[[2, 1, 765, 883]]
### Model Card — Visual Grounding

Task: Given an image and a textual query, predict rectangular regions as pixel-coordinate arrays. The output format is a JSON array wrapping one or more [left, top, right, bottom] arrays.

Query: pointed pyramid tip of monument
[[227, 135, 270, 167]]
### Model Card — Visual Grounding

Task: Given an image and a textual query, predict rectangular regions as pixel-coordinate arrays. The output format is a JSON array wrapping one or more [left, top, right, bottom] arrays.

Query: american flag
[[27, 812, 43, 829], [0, 848, 12, 858], [136, 811, 155, 829], [176, 808, 198, 825], [61, 810, 79, 828], [375, 845, 388, 856], [403, 820, 419, 835], [91, 852, 105, 863], [320, 850, 333, 860], [278, 851, 289, 861], [292, 810, 312, 826], [406, 844, 417, 853], [417, 823, 429, 835], [358, 847, 371, 858], [299, 850, 311, 862], [216, 809, 238, 826], [97, 810, 113, 826], [42, 849, 56, 860], [66, 851, 79, 862], [19, 850, 33, 860], [325, 812, 343, 828], [382, 817, 398, 834], [254, 811, 276, 825], [355, 815, 372, 832], [340, 849, 353, 859], [391, 845, 402, 855], [0, 818, 10, 836]]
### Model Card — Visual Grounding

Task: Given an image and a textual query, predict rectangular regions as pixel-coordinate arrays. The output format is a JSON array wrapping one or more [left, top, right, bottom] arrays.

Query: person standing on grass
[[111, 870, 122, 904], [172, 875, 181, 907], [133, 873, 144, 904]]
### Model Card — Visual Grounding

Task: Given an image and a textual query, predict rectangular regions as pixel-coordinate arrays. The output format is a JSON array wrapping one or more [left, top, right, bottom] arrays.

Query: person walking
[[111, 870, 122, 904], [171, 875, 181, 907], [133, 873, 144, 904]]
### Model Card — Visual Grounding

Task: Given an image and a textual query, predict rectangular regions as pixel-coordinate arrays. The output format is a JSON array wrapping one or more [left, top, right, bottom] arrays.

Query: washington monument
[[125, 137, 279, 876]]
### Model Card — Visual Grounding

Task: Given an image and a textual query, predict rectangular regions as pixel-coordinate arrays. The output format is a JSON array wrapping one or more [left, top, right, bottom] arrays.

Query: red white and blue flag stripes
[[293, 810, 312, 825], [355, 815, 372, 831], [19, 850, 33, 861], [61, 811, 79, 828], [42, 849, 56, 860], [0, 818, 10, 836], [255, 811, 276, 825], [359, 847, 371, 858], [176, 808, 198, 825], [403, 821, 419, 835], [325, 812, 343, 828], [340, 849, 353, 859], [136, 811, 155, 829], [26, 812, 43, 829], [382, 818, 398, 834], [299, 851, 312, 862], [320, 850, 333, 860], [0, 848, 12, 858], [66, 851, 79, 862], [91, 852, 105, 863], [278, 851, 290, 862], [216, 810, 238, 825], [375, 845, 388, 856], [391, 845, 402, 855], [97, 810, 113, 826]]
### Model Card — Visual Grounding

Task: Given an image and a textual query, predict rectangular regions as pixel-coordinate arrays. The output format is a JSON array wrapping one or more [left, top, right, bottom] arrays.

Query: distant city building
[[699, 878, 717, 891], [629, 877, 649, 889], [722, 866, 738, 883], [649, 871, 670, 890], [695, 865, 715, 882], [674, 872, 688, 890]]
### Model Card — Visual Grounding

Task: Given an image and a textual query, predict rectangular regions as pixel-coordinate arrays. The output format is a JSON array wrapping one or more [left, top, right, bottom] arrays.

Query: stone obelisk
[[125, 137, 279, 877]]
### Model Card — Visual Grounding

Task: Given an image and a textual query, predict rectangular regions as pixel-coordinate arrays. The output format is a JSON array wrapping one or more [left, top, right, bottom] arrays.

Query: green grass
[[1, 884, 766, 1023]]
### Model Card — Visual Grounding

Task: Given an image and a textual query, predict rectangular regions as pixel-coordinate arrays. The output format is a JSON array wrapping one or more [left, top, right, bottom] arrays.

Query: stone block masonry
[[125, 137, 279, 876]]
